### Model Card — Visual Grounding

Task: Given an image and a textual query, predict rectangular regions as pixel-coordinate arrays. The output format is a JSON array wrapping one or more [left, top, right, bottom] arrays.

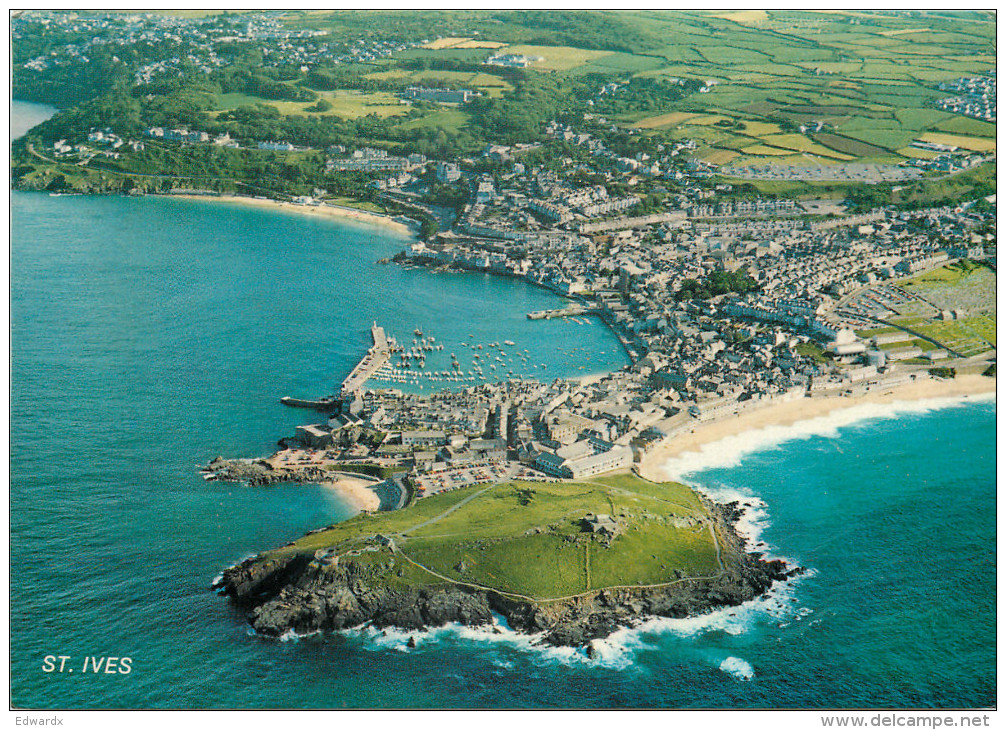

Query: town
[[231, 175, 995, 506], [13, 10, 997, 506]]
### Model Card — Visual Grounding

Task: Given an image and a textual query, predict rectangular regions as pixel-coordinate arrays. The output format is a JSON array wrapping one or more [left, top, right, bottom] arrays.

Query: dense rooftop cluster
[[15, 10, 418, 86], [937, 72, 996, 123], [11, 11, 997, 489], [285, 131, 995, 488]]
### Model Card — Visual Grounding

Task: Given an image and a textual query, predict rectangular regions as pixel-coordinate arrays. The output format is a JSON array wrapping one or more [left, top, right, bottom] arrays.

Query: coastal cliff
[[216, 499, 799, 648]]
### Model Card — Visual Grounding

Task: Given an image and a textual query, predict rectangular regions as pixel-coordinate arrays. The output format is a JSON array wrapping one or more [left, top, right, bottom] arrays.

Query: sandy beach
[[321, 473, 381, 513], [637, 374, 996, 481], [170, 193, 417, 236]]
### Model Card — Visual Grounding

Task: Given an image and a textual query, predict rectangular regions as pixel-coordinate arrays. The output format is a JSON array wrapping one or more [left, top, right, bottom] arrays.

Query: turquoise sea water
[[10, 104, 996, 709]]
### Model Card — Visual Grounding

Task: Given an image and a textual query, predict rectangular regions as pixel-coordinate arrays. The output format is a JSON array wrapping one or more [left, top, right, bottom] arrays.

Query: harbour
[[9, 187, 996, 711], [365, 328, 557, 389]]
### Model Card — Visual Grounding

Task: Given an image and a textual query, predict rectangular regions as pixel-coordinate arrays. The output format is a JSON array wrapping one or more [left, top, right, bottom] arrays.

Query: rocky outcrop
[[216, 499, 801, 648], [219, 558, 496, 636], [201, 457, 328, 486]]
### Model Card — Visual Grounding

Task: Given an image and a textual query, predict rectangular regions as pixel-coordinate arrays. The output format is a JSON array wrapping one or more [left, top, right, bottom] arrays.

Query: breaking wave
[[344, 615, 598, 666], [329, 564, 816, 671], [657, 394, 994, 483], [719, 656, 754, 681]]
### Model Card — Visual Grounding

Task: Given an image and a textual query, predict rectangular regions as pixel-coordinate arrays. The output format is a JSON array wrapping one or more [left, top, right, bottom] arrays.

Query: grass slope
[[269, 474, 724, 601]]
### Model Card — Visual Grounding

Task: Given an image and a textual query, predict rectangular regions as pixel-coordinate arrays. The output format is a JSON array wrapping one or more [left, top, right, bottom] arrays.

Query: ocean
[[10, 101, 996, 709]]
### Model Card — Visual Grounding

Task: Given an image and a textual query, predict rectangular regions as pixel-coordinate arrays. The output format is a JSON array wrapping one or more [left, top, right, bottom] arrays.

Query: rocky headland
[[215, 499, 801, 649]]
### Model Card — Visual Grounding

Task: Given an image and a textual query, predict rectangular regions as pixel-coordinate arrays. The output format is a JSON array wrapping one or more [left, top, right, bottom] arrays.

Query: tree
[[674, 270, 758, 301]]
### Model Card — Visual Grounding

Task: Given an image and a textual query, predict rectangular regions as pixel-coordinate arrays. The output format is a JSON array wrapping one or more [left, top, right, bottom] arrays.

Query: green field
[[918, 132, 997, 152], [796, 342, 829, 362], [607, 11, 996, 165], [878, 337, 937, 352], [505, 44, 615, 72], [366, 68, 513, 98], [855, 326, 901, 338], [965, 314, 997, 347], [269, 474, 724, 601], [902, 259, 992, 288], [213, 89, 410, 119], [910, 319, 995, 356], [325, 196, 390, 214], [393, 109, 468, 134], [935, 116, 997, 138]]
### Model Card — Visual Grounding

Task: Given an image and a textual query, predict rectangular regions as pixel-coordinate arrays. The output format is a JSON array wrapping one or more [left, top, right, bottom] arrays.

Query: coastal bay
[[11, 99, 58, 138], [320, 474, 382, 513], [170, 193, 417, 237], [638, 374, 996, 480]]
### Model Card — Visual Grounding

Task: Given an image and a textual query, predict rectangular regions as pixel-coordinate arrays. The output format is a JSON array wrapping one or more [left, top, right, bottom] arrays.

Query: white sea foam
[[355, 619, 636, 671], [719, 656, 754, 681], [278, 628, 320, 642], [694, 482, 773, 552], [569, 570, 815, 670], [614, 566, 814, 643], [294, 394, 994, 665], [344, 616, 608, 667], [657, 394, 994, 483], [213, 552, 262, 591], [334, 565, 816, 670]]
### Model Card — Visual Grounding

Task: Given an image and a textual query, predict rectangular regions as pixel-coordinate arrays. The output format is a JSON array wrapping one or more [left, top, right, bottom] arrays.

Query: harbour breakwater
[[526, 305, 601, 320], [201, 457, 330, 486], [202, 456, 405, 511], [341, 322, 393, 394], [280, 396, 339, 411], [215, 499, 800, 649]]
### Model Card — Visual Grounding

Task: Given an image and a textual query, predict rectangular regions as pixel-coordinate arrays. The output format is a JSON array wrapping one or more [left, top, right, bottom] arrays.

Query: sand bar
[[638, 374, 996, 481], [169, 193, 417, 236]]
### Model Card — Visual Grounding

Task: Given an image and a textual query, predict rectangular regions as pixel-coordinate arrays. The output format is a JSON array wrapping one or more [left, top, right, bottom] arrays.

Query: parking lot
[[413, 462, 539, 497]]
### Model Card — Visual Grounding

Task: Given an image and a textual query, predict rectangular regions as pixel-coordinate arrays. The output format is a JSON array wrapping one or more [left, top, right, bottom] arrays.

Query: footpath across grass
[[271, 474, 724, 600]]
